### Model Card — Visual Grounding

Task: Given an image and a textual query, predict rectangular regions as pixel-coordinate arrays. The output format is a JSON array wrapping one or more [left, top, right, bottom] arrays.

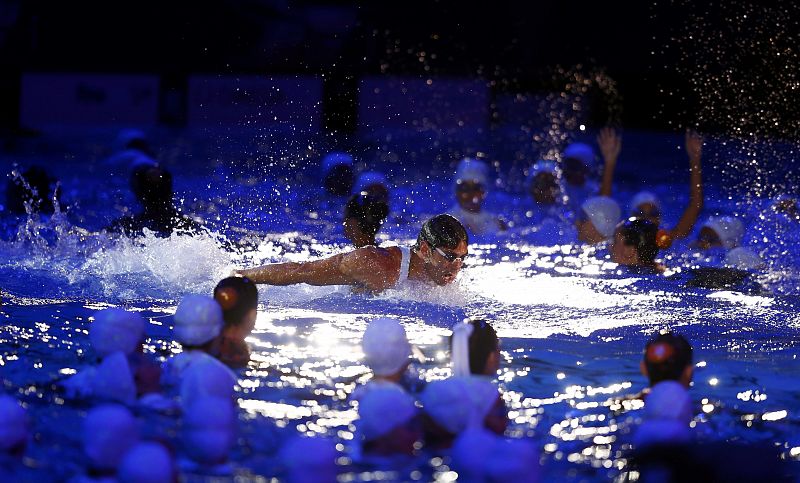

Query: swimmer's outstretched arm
[[237, 253, 354, 286], [670, 130, 704, 240], [598, 127, 622, 197], [236, 247, 390, 288]]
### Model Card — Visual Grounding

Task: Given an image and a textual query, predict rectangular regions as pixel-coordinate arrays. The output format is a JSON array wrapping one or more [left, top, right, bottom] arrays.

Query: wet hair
[[449, 319, 499, 375], [643, 332, 693, 385], [5, 166, 58, 214], [214, 276, 259, 327], [131, 165, 173, 209], [618, 218, 659, 264], [344, 193, 389, 238], [415, 214, 469, 251], [323, 164, 354, 196]]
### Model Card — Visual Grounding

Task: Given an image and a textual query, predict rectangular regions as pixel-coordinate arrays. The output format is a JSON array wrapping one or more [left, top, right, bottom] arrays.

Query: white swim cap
[[361, 318, 411, 377], [562, 142, 596, 167], [0, 395, 28, 452], [173, 295, 224, 347], [725, 246, 765, 270], [182, 397, 236, 466], [118, 442, 174, 483], [702, 216, 745, 249], [84, 404, 139, 471], [92, 351, 137, 405], [90, 308, 146, 358], [280, 436, 338, 483], [581, 196, 622, 239], [455, 158, 490, 186], [357, 385, 417, 442], [421, 377, 498, 435], [180, 353, 237, 404], [526, 160, 559, 186], [630, 191, 662, 215]]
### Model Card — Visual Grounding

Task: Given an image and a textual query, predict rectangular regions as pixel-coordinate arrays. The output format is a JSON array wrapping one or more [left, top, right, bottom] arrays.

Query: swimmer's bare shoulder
[[340, 245, 403, 292]]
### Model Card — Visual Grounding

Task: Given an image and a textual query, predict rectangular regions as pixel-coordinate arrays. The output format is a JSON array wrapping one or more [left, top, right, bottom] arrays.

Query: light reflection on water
[[1, 236, 799, 480]]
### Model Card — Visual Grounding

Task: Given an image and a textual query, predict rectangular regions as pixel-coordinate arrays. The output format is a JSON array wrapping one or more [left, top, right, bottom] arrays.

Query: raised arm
[[236, 253, 355, 286], [669, 130, 704, 240], [598, 127, 622, 197]]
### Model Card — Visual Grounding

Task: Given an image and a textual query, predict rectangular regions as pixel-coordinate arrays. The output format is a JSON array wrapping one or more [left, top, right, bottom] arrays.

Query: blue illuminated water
[[1, 128, 799, 480]]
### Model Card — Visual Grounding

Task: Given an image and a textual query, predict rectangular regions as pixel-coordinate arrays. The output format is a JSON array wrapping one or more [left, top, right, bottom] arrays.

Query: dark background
[[0, 0, 790, 136]]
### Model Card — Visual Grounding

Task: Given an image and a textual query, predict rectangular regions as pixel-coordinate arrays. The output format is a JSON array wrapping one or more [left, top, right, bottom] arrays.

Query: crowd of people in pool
[[0, 282, 789, 481], [1, 128, 798, 480]]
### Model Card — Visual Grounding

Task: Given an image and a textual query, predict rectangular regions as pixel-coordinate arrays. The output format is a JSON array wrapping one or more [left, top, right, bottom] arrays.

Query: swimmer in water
[[599, 128, 704, 243], [322, 152, 355, 197], [561, 142, 599, 212], [448, 158, 506, 235], [213, 276, 259, 368], [106, 164, 200, 237], [236, 214, 468, 293], [353, 171, 390, 203], [610, 217, 664, 272], [575, 196, 622, 244], [343, 193, 389, 248]]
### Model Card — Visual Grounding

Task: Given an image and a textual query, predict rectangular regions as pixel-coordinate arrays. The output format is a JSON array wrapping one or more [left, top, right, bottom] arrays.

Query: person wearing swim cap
[[213, 276, 259, 368], [448, 158, 506, 236], [599, 128, 705, 246], [343, 193, 389, 248], [236, 214, 468, 293], [610, 218, 664, 272], [575, 196, 621, 244]]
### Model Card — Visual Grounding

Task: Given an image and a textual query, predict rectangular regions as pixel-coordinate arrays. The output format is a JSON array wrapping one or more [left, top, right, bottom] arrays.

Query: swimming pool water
[[1, 128, 799, 481]]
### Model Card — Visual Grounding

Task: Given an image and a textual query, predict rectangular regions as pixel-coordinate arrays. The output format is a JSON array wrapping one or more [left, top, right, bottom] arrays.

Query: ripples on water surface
[[1, 141, 800, 480]]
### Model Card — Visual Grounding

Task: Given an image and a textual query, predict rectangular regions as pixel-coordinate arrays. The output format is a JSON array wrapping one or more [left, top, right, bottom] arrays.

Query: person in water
[[575, 196, 622, 244], [321, 152, 355, 197], [107, 164, 199, 237], [236, 214, 468, 293], [448, 158, 506, 235], [353, 317, 413, 400], [352, 171, 390, 203], [213, 276, 259, 368], [343, 193, 389, 248], [561, 142, 599, 212], [421, 319, 508, 449], [609, 217, 667, 273], [599, 128, 704, 243]]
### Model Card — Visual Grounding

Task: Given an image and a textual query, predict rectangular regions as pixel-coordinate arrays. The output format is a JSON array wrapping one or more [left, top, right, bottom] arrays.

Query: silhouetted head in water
[[526, 161, 561, 205], [454, 158, 490, 213], [641, 332, 693, 387], [321, 152, 354, 196], [214, 276, 259, 340], [5, 166, 59, 214], [130, 164, 173, 212], [449, 318, 500, 376], [343, 193, 389, 247], [611, 218, 659, 267], [561, 143, 595, 187], [413, 214, 469, 286]]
